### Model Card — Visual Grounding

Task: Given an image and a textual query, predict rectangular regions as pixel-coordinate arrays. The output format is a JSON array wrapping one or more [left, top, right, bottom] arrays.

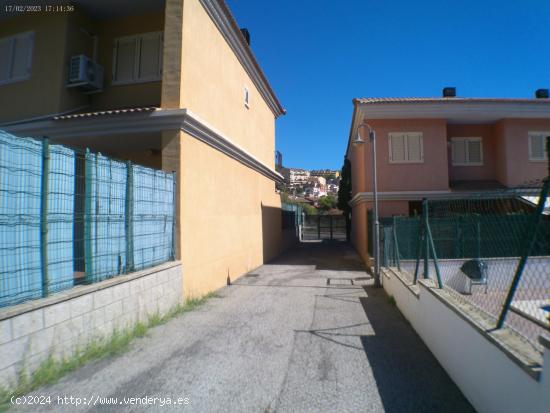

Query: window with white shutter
[[0, 31, 34, 85], [467, 139, 482, 164], [389, 132, 423, 163], [451, 137, 483, 166], [113, 32, 163, 84], [528, 132, 549, 161], [389, 133, 406, 162], [114, 38, 136, 82], [407, 133, 423, 161], [139, 33, 162, 79], [0, 39, 11, 83]]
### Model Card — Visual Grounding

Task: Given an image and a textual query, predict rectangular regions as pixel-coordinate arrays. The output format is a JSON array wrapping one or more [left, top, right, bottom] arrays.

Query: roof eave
[[201, 0, 285, 118], [344, 99, 360, 161], [353, 100, 550, 122], [0, 108, 284, 183]]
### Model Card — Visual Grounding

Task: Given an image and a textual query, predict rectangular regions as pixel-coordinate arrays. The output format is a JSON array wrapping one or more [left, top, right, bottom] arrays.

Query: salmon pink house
[[345, 90, 550, 264]]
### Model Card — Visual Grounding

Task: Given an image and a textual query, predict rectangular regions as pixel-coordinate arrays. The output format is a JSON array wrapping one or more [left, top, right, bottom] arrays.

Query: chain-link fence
[[0, 130, 175, 308], [381, 180, 550, 352]]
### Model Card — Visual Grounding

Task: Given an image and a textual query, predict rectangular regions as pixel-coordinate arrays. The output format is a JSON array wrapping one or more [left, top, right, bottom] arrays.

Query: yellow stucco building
[[0, 0, 288, 297]]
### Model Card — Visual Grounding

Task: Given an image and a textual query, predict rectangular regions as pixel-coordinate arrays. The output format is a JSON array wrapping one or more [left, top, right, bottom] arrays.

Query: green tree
[[337, 159, 352, 214], [301, 203, 317, 215], [281, 192, 317, 215], [337, 159, 352, 240], [318, 195, 337, 212], [280, 192, 292, 204]]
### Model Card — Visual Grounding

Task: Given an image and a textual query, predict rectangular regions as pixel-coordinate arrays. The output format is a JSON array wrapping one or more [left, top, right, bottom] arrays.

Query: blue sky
[[226, 0, 550, 170]]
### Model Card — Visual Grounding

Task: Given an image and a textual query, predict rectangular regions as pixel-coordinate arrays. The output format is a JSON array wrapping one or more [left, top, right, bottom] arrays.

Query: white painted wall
[[381, 269, 550, 413]]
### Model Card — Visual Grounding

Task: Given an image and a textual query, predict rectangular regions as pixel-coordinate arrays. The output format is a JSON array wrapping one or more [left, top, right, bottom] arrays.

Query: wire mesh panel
[[302, 214, 319, 240], [85, 152, 127, 282], [281, 210, 296, 230], [281, 202, 303, 227], [132, 165, 174, 270], [394, 217, 420, 260], [513, 216, 550, 338], [0, 131, 176, 308], [0, 132, 42, 305], [388, 183, 550, 351], [47, 143, 76, 293], [380, 226, 392, 267]]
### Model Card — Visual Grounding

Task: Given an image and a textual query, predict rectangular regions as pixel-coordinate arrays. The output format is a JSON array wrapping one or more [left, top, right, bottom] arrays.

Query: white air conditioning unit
[[67, 54, 103, 93]]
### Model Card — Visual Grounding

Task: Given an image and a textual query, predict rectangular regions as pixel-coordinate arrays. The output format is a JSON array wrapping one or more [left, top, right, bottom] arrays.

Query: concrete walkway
[[13, 242, 474, 413]]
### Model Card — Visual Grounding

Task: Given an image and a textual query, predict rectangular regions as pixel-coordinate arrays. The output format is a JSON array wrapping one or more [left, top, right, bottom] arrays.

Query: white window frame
[[0, 31, 34, 86], [244, 86, 250, 108], [388, 132, 424, 164], [112, 31, 163, 86], [528, 131, 550, 162], [451, 137, 483, 166]]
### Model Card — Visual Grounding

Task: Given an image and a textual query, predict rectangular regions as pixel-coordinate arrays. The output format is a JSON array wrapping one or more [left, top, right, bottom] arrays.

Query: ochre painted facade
[[179, 0, 276, 168], [0, 13, 69, 122], [0, 10, 164, 122], [0, 0, 286, 299], [91, 12, 164, 111], [165, 0, 283, 297], [178, 132, 282, 297]]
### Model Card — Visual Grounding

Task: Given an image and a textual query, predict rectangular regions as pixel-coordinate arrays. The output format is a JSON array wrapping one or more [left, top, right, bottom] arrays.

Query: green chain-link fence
[[0, 130, 175, 308], [381, 180, 550, 352]]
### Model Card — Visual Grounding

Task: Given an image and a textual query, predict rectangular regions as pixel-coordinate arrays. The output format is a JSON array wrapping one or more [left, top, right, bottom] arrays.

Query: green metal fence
[[0, 131, 175, 307], [386, 212, 549, 261], [281, 202, 303, 228], [382, 180, 550, 352], [302, 214, 347, 241]]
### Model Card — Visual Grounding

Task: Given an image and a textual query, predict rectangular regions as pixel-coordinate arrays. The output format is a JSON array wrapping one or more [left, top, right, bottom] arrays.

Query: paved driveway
[[13, 242, 474, 412]]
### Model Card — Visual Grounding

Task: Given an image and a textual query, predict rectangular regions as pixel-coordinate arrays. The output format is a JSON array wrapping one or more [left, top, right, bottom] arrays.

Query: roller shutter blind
[[389, 133, 423, 163]]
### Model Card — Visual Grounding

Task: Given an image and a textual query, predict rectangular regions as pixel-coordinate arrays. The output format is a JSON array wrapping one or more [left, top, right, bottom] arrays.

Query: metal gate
[[302, 215, 347, 241]]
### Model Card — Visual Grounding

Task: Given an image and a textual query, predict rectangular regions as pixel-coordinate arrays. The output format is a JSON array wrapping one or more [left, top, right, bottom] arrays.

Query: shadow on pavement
[[267, 240, 368, 272], [359, 285, 476, 413], [293, 322, 370, 351], [231, 283, 363, 290]]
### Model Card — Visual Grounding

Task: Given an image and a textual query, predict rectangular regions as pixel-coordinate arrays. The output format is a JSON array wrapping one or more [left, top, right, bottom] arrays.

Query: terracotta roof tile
[[53, 107, 159, 120], [354, 97, 550, 104]]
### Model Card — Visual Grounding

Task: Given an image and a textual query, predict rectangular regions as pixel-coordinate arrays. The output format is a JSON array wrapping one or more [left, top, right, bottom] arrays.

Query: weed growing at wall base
[[0, 292, 219, 412]]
